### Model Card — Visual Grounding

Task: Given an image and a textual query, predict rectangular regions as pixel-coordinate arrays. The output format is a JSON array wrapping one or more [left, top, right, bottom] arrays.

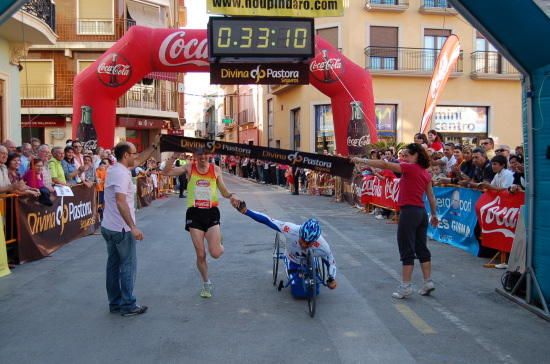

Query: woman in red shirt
[[352, 143, 438, 299], [427, 129, 444, 152]]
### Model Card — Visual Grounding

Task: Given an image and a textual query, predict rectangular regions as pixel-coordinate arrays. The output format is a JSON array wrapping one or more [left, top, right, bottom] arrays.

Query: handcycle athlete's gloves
[[327, 277, 337, 290], [236, 200, 247, 214]]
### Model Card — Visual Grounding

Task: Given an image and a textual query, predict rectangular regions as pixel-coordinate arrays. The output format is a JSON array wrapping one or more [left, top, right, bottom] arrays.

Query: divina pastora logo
[[97, 53, 132, 88]]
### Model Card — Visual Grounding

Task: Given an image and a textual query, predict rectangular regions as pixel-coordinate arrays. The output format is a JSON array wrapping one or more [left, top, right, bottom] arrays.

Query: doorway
[[125, 129, 149, 152]]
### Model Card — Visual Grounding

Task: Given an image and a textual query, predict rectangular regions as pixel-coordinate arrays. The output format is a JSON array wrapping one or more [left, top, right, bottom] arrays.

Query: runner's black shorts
[[185, 207, 220, 232]]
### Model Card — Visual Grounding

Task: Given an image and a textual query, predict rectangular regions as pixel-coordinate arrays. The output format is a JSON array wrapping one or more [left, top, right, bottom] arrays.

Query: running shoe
[[200, 284, 213, 298], [392, 284, 413, 299], [418, 280, 435, 296]]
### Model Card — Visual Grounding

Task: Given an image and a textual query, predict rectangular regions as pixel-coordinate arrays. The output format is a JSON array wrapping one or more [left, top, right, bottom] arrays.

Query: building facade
[[0, 0, 57, 144], [220, 84, 263, 145], [20, 0, 186, 149], [262, 0, 522, 153]]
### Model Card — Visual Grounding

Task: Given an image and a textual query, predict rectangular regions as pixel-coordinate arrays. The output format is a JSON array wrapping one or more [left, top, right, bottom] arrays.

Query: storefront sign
[[117, 116, 165, 129], [21, 116, 65, 128], [16, 185, 98, 263], [207, 0, 343, 18], [360, 175, 400, 211], [375, 104, 396, 135], [160, 135, 354, 178], [210, 63, 309, 85], [475, 190, 525, 253], [433, 106, 488, 133], [425, 186, 483, 256]]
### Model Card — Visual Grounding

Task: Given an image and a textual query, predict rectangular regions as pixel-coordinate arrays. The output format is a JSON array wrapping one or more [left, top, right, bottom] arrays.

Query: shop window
[[77, 0, 114, 35], [315, 105, 335, 154], [369, 26, 398, 70], [375, 104, 397, 139], [20, 60, 54, 99], [316, 26, 339, 50]]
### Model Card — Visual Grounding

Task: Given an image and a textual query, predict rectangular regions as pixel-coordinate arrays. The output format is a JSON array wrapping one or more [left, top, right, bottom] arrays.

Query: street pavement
[[1, 173, 549, 364]]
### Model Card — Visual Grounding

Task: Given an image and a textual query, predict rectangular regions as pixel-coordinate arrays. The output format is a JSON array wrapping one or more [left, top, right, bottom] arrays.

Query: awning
[[144, 71, 178, 82], [127, 0, 165, 28]]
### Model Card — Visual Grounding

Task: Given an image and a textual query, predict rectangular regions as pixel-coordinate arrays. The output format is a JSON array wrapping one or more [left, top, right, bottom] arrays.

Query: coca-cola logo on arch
[[310, 49, 345, 84], [97, 53, 132, 88]]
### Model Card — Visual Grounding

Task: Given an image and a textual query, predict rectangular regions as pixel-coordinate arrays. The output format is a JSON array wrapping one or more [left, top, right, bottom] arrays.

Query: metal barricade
[[0, 194, 19, 246]]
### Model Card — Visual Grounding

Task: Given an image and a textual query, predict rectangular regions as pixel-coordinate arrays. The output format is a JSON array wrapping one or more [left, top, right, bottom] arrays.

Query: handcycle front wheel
[[272, 233, 282, 286], [306, 249, 316, 318]]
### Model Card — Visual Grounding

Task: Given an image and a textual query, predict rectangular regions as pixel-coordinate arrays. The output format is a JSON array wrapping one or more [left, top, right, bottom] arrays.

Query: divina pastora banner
[[160, 135, 355, 179], [424, 186, 482, 256], [17, 185, 98, 263]]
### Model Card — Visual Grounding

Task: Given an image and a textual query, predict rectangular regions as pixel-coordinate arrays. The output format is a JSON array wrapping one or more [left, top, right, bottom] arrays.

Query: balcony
[[470, 51, 522, 80], [364, 0, 409, 12], [419, 0, 458, 15], [20, 84, 54, 100], [365, 46, 463, 77], [118, 87, 179, 119], [0, 0, 57, 45], [77, 18, 114, 35]]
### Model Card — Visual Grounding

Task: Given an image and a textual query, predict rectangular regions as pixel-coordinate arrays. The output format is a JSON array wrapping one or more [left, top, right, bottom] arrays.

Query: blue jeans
[[101, 227, 137, 313]]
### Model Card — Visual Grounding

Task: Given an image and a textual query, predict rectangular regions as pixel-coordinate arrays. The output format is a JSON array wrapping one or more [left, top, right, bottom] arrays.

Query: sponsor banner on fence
[[210, 63, 309, 85], [360, 175, 400, 211], [207, 0, 344, 18], [160, 135, 354, 179], [424, 186, 482, 256], [475, 190, 525, 253], [17, 185, 97, 263]]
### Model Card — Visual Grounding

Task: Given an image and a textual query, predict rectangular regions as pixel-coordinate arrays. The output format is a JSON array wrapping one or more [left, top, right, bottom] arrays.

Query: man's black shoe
[[121, 305, 148, 317], [292, 192, 299, 195]]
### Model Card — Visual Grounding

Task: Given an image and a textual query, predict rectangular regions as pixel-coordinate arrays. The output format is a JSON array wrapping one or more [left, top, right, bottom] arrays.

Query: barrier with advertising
[[16, 185, 98, 263], [424, 186, 483, 256], [475, 190, 525, 253], [360, 175, 400, 211]]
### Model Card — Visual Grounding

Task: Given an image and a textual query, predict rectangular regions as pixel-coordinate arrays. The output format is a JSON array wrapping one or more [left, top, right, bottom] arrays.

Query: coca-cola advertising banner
[[210, 63, 309, 85], [160, 135, 354, 178], [16, 185, 98, 263], [475, 190, 525, 253], [424, 186, 483, 256], [73, 27, 376, 155], [360, 175, 400, 211]]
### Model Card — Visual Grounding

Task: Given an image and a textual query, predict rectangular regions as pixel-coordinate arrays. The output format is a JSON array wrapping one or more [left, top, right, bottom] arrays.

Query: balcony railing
[[77, 18, 114, 35], [470, 51, 521, 79], [21, 0, 56, 32], [423, 0, 451, 7], [118, 88, 179, 113], [20, 84, 55, 100], [365, 46, 463, 74], [420, 0, 457, 14], [364, 0, 409, 11]]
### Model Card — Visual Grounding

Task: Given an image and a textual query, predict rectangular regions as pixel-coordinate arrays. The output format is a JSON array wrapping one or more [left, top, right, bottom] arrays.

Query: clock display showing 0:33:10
[[210, 18, 314, 57]]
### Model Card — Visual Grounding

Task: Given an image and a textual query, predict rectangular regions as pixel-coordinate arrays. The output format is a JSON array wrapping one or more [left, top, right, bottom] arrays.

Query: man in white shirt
[[480, 155, 514, 191], [101, 136, 159, 317], [432, 143, 456, 175]]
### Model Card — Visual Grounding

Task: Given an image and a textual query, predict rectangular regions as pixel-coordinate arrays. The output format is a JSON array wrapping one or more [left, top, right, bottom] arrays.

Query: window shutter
[[78, 0, 113, 19], [424, 28, 451, 37], [370, 26, 398, 57], [316, 27, 338, 49]]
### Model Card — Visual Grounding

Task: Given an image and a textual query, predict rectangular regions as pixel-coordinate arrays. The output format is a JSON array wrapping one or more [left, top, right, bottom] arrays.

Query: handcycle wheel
[[272, 233, 282, 285], [306, 249, 316, 318]]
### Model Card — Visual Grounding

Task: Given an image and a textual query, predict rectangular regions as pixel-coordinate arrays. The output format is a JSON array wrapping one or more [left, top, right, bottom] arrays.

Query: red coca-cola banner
[[475, 190, 525, 253], [73, 27, 376, 153], [360, 175, 400, 211]]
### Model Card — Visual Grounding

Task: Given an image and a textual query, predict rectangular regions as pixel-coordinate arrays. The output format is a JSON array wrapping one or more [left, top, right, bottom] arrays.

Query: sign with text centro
[[210, 63, 309, 85], [207, 0, 343, 18]]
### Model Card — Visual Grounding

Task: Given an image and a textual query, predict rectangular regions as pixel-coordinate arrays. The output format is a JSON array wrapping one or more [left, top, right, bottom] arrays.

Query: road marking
[[312, 214, 520, 364], [341, 253, 362, 267], [394, 303, 437, 334]]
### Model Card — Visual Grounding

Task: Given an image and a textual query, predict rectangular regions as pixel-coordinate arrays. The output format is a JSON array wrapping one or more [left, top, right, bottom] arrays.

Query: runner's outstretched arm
[[238, 204, 284, 233]]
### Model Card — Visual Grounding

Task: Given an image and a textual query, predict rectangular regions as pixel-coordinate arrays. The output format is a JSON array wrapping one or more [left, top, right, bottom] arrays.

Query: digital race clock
[[208, 17, 314, 59]]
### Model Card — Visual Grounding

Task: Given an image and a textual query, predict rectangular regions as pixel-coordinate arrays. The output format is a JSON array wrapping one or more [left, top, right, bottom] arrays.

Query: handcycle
[[272, 232, 329, 318]]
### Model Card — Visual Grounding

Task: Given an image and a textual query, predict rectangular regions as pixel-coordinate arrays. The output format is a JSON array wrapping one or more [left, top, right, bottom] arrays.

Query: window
[[20, 60, 54, 99], [423, 28, 451, 70], [474, 33, 500, 73], [424, 0, 451, 7], [291, 108, 300, 150], [375, 104, 397, 138], [369, 26, 398, 70], [315, 105, 335, 154], [77, 60, 95, 73], [316, 27, 338, 50], [77, 0, 114, 35], [267, 99, 274, 147]]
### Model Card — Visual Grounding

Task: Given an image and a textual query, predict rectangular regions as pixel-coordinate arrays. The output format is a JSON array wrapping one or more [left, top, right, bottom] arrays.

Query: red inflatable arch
[[73, 26, 377, 155]]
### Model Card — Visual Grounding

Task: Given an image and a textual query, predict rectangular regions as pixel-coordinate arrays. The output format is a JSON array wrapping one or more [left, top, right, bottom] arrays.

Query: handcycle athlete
[[236, 202, 337, 296]]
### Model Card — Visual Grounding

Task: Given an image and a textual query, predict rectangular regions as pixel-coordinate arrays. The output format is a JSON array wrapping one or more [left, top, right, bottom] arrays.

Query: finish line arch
[[72, 26, 377, 155]]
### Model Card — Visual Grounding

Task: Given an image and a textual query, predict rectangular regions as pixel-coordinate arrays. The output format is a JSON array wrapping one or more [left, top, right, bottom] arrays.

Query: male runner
[[236, 202, 337, 295], [163, 149, 239, 298]]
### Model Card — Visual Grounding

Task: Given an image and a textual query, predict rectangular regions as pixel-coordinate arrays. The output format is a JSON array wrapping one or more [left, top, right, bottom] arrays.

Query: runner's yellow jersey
[[187, 163, 219, 208]]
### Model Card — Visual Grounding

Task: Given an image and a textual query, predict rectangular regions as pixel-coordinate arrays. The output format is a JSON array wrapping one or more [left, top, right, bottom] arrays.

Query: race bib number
[[194, 180, 212, 208]]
